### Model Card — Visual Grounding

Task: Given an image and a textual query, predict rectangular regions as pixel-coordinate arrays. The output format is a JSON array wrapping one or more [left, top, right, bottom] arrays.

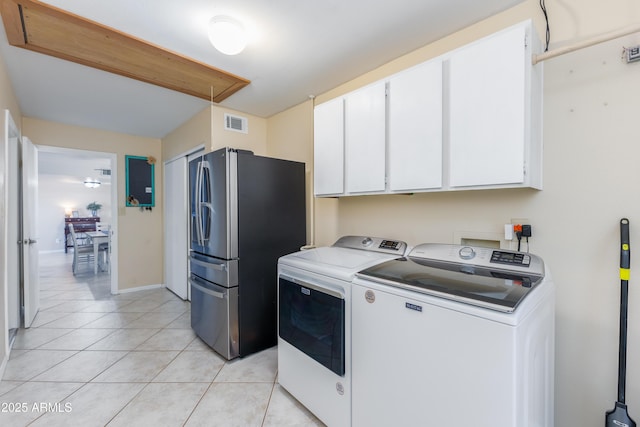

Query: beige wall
[[266, 99, 339, 247], [162, 106, 212, 160], [268, 1, 640, 426], [163, 105, 268, 157], [266, 99, 317, 246], [212, 106, 267, 154], [0, 0, 635, 423], [23, 118, 163, 291], [163, 100, 335, 249], [0, 66, 20, 133]]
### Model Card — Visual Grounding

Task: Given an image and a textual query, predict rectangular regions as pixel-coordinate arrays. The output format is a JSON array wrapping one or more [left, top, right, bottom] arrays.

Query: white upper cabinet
[[344, 82, 386, 194], [448, 22, 542, 189], [388, 59, 443, 192], [312, 20, 542, 197], [313, 97, 345, 196]]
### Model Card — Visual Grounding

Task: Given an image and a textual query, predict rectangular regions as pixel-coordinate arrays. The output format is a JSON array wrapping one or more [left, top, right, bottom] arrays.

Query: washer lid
[[356, 256, 544, 312], [292, 246, 395, 269]]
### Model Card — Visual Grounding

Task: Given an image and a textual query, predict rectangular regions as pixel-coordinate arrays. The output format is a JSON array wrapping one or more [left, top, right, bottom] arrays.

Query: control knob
[[458, 246, 476, 260]]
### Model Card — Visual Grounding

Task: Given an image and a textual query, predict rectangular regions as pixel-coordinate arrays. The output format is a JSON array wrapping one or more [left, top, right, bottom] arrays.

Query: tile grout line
[[3, 252, 319, 426], [261, 380, 278, 427]]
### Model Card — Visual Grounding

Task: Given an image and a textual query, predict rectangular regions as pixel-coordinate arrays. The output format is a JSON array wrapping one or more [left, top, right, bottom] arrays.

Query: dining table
[[85, 230, 110, 274]]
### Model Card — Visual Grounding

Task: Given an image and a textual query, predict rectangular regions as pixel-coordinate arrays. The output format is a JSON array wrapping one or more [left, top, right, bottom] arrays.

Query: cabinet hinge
[[524, 34, 528, 49]]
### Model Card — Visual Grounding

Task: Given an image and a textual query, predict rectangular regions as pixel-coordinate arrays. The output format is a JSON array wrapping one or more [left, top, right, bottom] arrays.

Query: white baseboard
[[0, 351, 8, 381], [115, 283, 164, 294]]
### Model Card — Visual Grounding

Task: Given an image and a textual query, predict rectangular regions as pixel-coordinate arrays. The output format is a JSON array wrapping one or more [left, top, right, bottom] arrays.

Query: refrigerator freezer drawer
[[190, 252, 238, 288], [190, 275, 239, 359]]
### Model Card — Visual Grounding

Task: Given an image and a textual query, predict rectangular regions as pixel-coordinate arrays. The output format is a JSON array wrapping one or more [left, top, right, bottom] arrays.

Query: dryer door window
[[278, 277, 345, 376]]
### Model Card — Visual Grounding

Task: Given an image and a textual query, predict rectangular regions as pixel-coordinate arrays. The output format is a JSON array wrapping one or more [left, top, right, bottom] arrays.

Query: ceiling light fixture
[[84, 177, 101, 188], [208, 15, 247, 55]]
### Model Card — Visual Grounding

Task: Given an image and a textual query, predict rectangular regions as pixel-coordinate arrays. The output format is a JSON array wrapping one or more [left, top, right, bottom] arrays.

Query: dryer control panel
[[333, 236, 408, 256]]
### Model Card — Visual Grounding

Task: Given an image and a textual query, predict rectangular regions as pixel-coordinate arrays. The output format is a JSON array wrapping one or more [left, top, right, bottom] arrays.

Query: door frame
[[2, 110, 19, 365], [163, 144, 204, 301], [6, 111, 19, 332], [36, 145, 118, 295], [21, 136, 40, 327]]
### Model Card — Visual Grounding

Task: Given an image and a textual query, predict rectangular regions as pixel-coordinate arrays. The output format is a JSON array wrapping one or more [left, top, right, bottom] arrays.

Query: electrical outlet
[[627, 45, 640, 63], [511, 218, 529, 226], [504, 224, 514, 241]]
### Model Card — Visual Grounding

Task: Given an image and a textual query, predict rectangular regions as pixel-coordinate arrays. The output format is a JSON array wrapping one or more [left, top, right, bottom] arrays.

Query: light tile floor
[[0, 252, 324, 427]]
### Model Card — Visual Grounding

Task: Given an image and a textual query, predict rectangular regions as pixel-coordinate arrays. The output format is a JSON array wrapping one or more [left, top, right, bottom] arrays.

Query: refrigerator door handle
[[199, 160, 212, 243], [195, 160, 204, 245], [190, 257, 227, 271], [200, 200, 214, 243], [190, 278, 226, 299]]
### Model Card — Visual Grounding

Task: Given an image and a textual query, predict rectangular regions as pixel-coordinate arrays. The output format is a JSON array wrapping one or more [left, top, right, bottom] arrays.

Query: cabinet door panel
[[449, 25, 526, 187], [313, 98, 344, 195], [388, 60, 442, 191], [345, 82, 386, 194]]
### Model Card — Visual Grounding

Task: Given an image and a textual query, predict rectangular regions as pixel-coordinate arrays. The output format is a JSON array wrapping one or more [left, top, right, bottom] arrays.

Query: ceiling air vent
[[224, 113, 248, 134], [95, 168, 111, 176]]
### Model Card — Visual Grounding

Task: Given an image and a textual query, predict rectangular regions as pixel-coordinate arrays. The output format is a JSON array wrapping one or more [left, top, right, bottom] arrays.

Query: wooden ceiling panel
[[0, 0, 250, 102]]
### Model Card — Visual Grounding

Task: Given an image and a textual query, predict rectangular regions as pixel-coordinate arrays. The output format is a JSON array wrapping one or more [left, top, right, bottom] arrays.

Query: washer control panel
[[490, 250, 531, 267], [409, 243, 544, 275]]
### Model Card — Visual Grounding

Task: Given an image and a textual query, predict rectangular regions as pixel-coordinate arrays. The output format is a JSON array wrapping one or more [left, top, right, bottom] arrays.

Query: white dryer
[[352, 243, 555, 427], [277, 236, 407, 427]]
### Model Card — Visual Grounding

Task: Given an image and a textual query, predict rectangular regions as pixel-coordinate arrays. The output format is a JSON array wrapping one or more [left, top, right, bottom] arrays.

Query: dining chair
[[68, 223, 94, 274], [95, 223, 110, 272], [96, 222, 110, 232]]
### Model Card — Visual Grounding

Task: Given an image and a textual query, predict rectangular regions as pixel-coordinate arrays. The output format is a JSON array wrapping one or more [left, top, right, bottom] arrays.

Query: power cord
[[514, 224, 532, 252], [514, 224, 523, 251], [540, 0, 550, 52]]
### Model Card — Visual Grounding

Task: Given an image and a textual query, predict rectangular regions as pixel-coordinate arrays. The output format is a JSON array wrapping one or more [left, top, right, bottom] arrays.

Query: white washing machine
[[277, 236, 407, 427], [352, 243, 555, 427]]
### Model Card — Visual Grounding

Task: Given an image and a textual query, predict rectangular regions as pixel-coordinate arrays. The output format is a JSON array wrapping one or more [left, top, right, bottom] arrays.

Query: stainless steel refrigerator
[[189, 147, 305, 359]]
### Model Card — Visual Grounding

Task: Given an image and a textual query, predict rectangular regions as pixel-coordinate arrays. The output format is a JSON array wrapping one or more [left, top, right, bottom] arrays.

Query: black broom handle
[[619, 218, 631, 404]]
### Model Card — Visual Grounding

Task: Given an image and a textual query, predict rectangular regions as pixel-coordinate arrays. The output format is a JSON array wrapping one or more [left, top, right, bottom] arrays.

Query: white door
[[22, 137, 39, 328], [164, 156, 189, 300], [0, 112, 9, 354], [6, 111, 20, 331]]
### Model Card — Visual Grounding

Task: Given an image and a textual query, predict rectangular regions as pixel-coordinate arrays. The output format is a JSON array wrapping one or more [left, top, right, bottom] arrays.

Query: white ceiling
[[38, 148, 111, 185], [0, 0, 524, 138]]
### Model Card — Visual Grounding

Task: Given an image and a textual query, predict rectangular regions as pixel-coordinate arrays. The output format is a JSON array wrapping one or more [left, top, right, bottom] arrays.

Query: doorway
[[36, 146, 118, 296]]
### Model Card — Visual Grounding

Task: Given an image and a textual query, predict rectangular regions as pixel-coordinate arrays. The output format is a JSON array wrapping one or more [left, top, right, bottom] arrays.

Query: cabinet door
[[388, 60, 442, 191], [448, 24, 526, 187], [313, 98, 344, 196], [344, 82, 386, 194]]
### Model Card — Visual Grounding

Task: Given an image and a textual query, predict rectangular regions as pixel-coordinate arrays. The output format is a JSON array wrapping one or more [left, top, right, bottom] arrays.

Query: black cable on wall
[[540, 0, 550, 51]]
